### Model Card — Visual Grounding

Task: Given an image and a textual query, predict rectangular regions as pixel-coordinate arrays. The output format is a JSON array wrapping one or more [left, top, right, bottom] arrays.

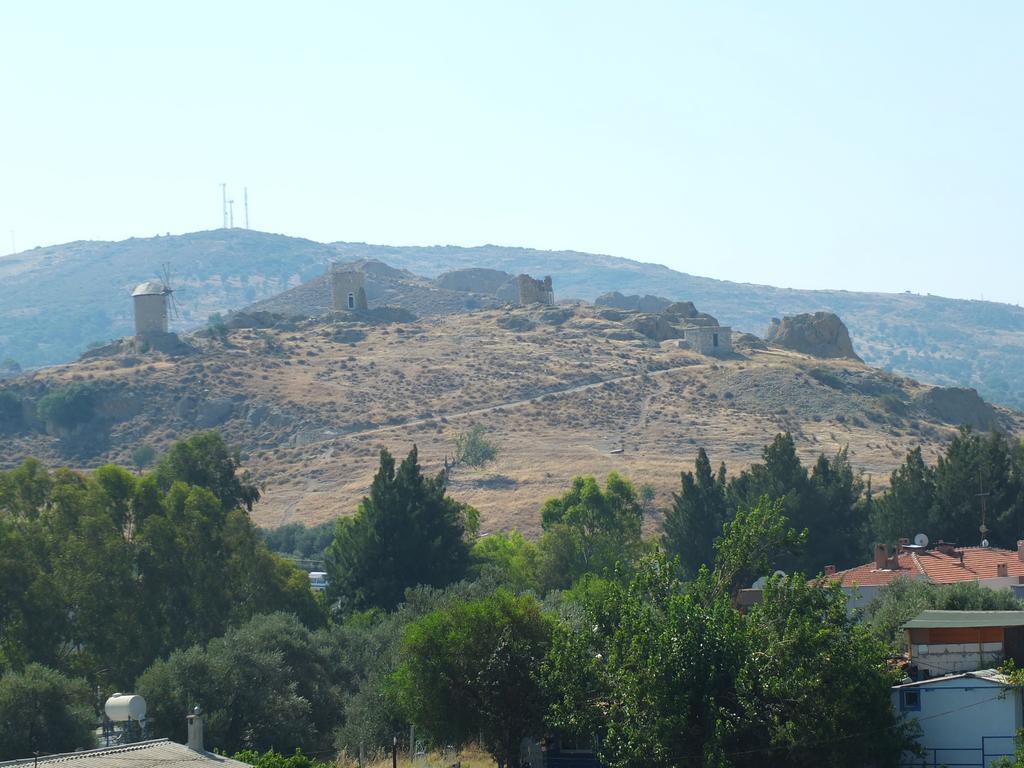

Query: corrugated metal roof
[[0, 739, 250, 768], [892, 668, 1011, 689], [903, 610, 1024, 629], [132, 281, 167, 297]]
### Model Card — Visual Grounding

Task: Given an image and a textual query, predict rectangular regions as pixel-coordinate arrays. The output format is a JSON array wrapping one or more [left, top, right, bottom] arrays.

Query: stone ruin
[[329, 265, 368, 311], [516, 274, 554, 306]]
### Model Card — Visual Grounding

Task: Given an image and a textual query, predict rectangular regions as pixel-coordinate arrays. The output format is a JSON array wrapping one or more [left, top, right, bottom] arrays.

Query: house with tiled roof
[[828, 539, 1024, 609]]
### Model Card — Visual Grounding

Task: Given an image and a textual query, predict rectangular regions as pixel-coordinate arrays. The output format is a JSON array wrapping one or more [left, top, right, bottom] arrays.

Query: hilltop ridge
[[2, 229, 1023, 411], [1, 299, 1017, 532]]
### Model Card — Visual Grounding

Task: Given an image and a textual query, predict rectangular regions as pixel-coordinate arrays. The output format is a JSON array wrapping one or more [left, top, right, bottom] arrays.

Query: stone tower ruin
[[329, 266, 368, 311], [132, 281, 169, 336], [516, 274, 554, 305]]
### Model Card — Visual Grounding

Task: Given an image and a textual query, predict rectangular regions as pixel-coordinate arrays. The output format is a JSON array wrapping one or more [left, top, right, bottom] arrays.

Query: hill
[[2, 229, 1023, 410], [1, 303, 1018, 533]]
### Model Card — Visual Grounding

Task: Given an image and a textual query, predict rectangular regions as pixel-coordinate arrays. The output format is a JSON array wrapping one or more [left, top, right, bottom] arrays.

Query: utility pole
[[244, 187, 249, 229], [392, 736, 397, 768], [221, 183, 228, 228]]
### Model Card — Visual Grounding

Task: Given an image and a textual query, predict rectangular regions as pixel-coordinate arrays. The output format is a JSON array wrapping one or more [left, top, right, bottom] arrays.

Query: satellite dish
[[773, 570, 787, 579], [914, 533, 929, 548], [982, 539, 991, 548], [751, 576, 767, 590]]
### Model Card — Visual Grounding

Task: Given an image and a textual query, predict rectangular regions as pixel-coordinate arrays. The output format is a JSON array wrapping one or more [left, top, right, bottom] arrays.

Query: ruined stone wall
[[133, 294, 168, 335], [330, 268, 368, 311], [516, 274, 554, 305]]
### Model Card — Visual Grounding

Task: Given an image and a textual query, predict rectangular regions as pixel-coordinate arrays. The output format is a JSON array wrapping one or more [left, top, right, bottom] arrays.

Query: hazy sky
[[2, 2, 1022, 303]]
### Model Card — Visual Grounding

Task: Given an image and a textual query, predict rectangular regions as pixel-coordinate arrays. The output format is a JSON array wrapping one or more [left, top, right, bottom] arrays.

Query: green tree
[[544, 497, 913, 768], [931, 429, 1022, 547], [0, 664, 95, 760], [395, 590, 553, 768], [453, 424, 499, 468], [36, 382, 98, 431], [131, 444, 157, 473], [326, 447, 474, 612], [153, 431, 260, 511], [870, 447, 935, 545], [663, 448, 728, 578], [138, 613, 340, 755], [538, 473, 644, 590], [471, 530, 542, 593]]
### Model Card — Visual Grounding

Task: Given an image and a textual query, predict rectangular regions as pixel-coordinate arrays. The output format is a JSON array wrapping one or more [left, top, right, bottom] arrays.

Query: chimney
[[1018, 541, 1024, 562], [824, 565, 837, 576], [898, 538, 910, 552], [874, 543, 888, 570], [998, 563, 1009, 577], [187, 706, 204, 752]]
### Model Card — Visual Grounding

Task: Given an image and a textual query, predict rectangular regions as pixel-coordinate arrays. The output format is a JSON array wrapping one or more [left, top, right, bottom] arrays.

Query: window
[[348, 292, 355, 309], [900, 689, 921, 711]]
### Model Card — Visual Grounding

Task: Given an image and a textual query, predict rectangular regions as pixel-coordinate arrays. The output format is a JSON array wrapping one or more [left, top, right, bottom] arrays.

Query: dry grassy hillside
[[2, 305, 1018, 535]]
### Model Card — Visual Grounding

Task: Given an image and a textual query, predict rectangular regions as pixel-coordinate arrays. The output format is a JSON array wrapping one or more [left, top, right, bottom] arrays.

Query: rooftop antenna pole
[[221, 183, 228, 229], [977, 473, 991, 545], [244, 187, 249, 229], [228, 199, 234, 229]]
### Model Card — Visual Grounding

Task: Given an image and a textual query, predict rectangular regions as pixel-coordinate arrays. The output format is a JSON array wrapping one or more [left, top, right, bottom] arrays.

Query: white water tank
[[105, 694, 147, 722]]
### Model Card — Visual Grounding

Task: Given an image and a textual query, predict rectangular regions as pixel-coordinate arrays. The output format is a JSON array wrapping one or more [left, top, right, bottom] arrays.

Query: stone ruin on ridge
[[329, 265, 368, 311], [516, 274, 554, 305]]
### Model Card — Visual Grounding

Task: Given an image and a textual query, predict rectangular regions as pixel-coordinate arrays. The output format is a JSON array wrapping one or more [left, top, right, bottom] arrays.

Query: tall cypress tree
[[663, 448, 728, 578], [326, 446, 473, 612]]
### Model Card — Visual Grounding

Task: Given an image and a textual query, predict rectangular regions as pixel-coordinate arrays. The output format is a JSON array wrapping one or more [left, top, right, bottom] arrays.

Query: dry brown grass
[[335, 745, 494, 768], [4, 304, 1018, 536]]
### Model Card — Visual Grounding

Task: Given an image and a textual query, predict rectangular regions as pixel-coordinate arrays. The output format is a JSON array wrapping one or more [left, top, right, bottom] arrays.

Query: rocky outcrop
[[765, 312, 861, 361], [595, 291, 672, 314], [629, 314, 681, 342], [663, 302, 720, 327], [915, 387, 999, 431], [435, 268, 514, 295]]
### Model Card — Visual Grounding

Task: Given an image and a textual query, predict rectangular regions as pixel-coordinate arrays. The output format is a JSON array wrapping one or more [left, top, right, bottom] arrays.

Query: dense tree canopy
[[395, 590, 553, 768], [0, 664, 95, 760], [326, 447, 476, 612], [0, 433, 321, 691], [545, 497, 915, 768]]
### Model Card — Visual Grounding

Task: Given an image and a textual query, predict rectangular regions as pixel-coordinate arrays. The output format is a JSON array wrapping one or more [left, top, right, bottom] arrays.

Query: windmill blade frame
[[160, 262, 182, 321]]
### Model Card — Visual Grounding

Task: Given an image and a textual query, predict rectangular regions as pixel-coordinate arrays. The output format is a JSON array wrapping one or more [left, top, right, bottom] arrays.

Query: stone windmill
[[132, 263, 180, 338]]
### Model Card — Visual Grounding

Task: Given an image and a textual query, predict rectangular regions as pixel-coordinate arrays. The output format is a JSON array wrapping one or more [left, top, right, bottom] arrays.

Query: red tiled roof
[[832, 546, 1024, 588]]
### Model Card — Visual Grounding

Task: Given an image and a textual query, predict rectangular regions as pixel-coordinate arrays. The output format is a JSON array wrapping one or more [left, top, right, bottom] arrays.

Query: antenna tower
[[221, 183, 228, 228], [977, 474, 991, 545], [228, 199, 235, 228], [244, 187, 249, 229]]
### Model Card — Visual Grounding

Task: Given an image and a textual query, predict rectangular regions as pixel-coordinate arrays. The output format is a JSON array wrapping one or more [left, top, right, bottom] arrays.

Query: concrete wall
[[133, 294, 168, 335], [892, 679, 1019, 766], [911, 642, 1003, 675], [680, 325, 732, 356], [330, 269, 368, 311]]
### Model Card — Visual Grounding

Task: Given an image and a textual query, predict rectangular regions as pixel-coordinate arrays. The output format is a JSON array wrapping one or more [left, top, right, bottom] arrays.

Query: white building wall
[[911, 642, 1003, 675], [893, 679, 1020, 767]]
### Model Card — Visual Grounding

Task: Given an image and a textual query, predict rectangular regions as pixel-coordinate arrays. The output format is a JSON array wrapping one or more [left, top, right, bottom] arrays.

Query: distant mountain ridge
[[2, 229, 1023, 409]]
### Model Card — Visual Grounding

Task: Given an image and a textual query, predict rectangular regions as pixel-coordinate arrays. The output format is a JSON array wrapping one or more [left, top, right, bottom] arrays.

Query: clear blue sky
[[2, 2, 1022, 303]]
